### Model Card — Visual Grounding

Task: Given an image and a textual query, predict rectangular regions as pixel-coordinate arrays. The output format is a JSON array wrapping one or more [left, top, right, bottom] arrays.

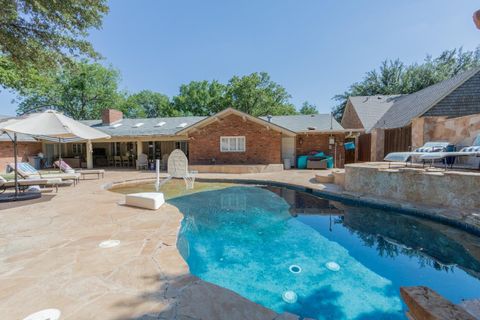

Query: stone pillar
[[370, 128, 385, 161], [411, 117, 425, 150], [136, 141, 143, 169], [86, 140, 93, 169]]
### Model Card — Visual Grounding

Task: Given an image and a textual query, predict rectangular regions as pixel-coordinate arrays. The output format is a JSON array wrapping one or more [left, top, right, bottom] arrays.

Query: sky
[[1, 0, 479, 116]]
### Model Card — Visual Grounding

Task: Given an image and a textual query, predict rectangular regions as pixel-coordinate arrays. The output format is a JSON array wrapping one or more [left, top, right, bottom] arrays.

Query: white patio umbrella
[[0, 110, 110, 199]]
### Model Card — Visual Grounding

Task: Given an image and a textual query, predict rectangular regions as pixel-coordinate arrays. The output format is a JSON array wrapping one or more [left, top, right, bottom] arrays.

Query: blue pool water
[[169, 185, 480, 320]]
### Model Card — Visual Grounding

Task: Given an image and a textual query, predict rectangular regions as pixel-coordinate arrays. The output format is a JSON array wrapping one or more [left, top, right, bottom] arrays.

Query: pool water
[[168, 185, 480, 320]]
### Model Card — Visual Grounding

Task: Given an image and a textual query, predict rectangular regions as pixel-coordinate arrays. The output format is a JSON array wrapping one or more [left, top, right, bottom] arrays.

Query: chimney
[[102, 109, 123, 125]]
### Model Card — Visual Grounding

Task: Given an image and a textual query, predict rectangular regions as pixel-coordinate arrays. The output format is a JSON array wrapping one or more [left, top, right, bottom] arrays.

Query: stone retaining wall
[[345, 164, 480, 210]]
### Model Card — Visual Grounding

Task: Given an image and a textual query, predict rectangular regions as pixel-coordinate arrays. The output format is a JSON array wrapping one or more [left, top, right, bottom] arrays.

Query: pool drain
[[289, 264, 302, 274], [98, 240, 120, 248], [23, 309, 61, 320], [325, 261, 340, 271], [282, 290, 298, 304]]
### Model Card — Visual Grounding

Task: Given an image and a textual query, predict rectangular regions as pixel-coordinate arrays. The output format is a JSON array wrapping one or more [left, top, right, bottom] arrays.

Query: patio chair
[[54, 160, 105, 179], [121, 155, 130, 167], [8, 162, 80, 186], [113, 156, 122, 167], [136, 153, 148, 170], [107, 156, 114, 167]]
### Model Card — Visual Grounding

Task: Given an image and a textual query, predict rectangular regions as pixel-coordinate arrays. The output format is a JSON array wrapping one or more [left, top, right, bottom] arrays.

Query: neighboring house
[[342, 67, 480, 161], [341, 95, 402, 132], [1, 108, 349, 173]]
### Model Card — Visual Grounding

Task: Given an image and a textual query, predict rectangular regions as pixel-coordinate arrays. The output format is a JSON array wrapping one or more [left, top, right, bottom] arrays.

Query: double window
[[220, 136, 245, 152]]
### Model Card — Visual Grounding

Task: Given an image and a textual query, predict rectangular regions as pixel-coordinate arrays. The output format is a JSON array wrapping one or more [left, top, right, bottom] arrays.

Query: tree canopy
[[122, 90, 179, 118], [173, 80, 228, 116], [0, 0, 108, 92], [332, 47, 480, 120], [299, 101, 318, 115], [17, 61, 123, 120]]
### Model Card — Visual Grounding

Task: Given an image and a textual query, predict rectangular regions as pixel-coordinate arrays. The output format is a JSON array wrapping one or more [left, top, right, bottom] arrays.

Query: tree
[[332, 47, 480, 120], [16, 61, 123, 120], [0, 0, 108, 85], [226, 72, 296, 116], [122, 90, 179, 118], [172, 80, 229, 116], [299, 101, 318, 115]]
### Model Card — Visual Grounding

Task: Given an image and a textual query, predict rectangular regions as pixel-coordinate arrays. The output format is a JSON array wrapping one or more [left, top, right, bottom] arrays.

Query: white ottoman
[[125, 192, 165, 210]]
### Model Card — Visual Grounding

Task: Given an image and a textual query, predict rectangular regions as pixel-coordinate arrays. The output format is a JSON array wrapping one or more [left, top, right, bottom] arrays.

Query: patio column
[[86, 140, 93, 169], [136, 141, 143, 169]]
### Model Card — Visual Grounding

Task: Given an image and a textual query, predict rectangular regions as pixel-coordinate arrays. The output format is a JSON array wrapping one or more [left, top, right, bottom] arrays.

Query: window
[[220, 136, 245, 152], [72, 143, 84, 156]]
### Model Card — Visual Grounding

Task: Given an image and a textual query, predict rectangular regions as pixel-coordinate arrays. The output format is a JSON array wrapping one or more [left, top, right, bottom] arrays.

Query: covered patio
[[44, 137, 189, 170]]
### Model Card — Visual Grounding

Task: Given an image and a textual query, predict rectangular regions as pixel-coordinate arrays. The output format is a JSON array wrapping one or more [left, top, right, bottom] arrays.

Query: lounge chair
[[383, 142, 453, 167], [8, 162, 81, 186], [54, 160, 105, 179], [419, 135, 480, 169], [0, 176, 72, 193]]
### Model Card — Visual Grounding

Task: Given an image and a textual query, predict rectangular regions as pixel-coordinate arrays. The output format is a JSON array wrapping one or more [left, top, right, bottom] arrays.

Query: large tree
[[172, 80, 229, 116], [0, 0, 108, 92], [299, 101, 318, 115], [332, 47, 480, 120], [16, 61, 123, 120], [122, 90, 179, 118], [226, 72, 296, 116]]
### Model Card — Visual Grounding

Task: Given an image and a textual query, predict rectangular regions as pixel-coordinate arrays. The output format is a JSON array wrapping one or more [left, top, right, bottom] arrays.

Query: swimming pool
[[166, 184, 480, 320]]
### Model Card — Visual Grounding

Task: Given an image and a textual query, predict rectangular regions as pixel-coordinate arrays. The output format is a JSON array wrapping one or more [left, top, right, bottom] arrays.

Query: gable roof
[[346, 95, 402, 132], [372, 67, 480, 129], [176, 108, 297, 136], [260, 114, 344, 133], [81, 116, 206, 137]]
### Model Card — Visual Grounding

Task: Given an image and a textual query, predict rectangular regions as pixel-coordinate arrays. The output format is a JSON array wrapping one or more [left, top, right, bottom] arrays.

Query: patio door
[[282, 136, 295, 168]]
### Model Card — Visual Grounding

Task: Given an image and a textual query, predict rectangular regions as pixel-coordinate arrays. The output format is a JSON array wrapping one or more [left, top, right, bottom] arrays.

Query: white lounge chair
[[383, 142, 452, 167], [54, 160, 105, 179], [8, 162, 81, 185], [419, 136, 480, 169]]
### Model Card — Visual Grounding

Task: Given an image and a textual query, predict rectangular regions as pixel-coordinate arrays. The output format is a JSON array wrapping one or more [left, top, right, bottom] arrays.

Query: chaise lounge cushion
[[125, 192, 165, 210]]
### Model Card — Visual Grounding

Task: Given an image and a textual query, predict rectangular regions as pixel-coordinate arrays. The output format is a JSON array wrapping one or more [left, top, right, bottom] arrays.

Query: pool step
[[459, 299, 480, 320]]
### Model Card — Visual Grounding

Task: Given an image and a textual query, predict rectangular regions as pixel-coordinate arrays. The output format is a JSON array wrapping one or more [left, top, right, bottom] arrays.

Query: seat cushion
[[125, 192, 165, 210]]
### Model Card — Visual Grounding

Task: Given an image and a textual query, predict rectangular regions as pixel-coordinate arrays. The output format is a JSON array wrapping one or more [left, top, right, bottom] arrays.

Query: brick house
[[1, 108, 349, 173], [341, 67, 480, 162]]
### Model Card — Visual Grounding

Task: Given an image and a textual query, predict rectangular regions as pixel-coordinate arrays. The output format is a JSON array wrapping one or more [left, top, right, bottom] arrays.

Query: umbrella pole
[[14, 133, 18, 198], [58, 138, 62, 172]]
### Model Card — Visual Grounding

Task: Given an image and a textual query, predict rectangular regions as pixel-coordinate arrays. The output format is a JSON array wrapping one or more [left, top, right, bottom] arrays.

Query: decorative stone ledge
[[400, 286, 476, 320]]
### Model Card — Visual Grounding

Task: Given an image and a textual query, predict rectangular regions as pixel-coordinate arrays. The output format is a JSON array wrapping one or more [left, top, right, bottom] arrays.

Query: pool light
[[98, 240, 121, 248], [289, 264, 302, 274], [325, 261, 340, 271], [282, 290, 298, 304], [23, 309, 61, 320]]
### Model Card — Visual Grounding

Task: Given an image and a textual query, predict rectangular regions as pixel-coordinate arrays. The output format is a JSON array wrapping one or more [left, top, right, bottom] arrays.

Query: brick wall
[[0, 141, 43, 173], [188, 114, 282, 165], [296, 133, 345, 168], [341, 101, 364, 129]]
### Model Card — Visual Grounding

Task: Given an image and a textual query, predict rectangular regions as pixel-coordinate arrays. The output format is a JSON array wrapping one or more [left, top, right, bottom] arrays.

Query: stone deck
[[1, 169, 331, 320], [1, 168, 479, 319]]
